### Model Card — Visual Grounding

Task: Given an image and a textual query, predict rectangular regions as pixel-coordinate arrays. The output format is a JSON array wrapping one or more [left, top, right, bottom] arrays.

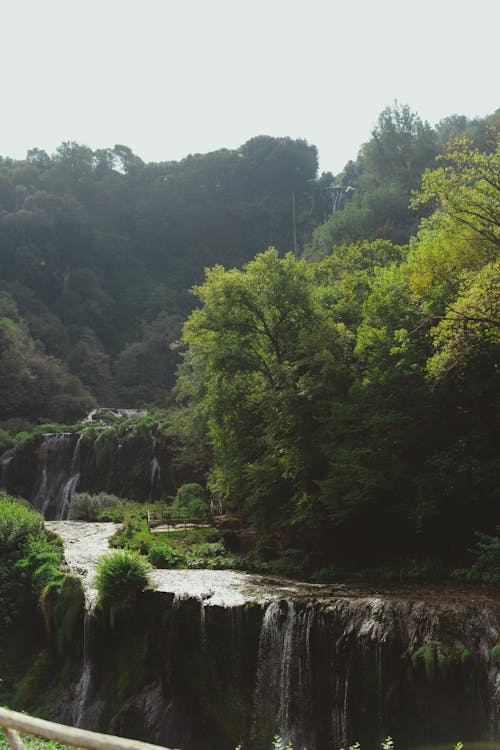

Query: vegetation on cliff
[[0, 495, 84, 709]]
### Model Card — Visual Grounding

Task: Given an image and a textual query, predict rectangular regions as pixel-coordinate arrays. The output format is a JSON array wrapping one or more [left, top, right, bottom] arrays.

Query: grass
[[0, 733, 73, 750], [110, 517, 239, 570]]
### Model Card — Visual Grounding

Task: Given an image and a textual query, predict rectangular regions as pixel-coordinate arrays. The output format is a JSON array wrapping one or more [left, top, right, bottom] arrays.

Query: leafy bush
[[0, 428, 14, 453], [14, 534, 65, 594], [173, 482, 208, 517], [149, 542, 187, 568], [110, 517, 152, 554], [0, 494, 67, 634], [0, 496, 44, 553], [95, 549, 153, 608], [68, 491, 128, 521], [453, 526, 500, 584]]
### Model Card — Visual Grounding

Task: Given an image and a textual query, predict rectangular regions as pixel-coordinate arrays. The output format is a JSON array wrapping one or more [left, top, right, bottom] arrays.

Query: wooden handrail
[[147, 507, 208, 528], [0, 707, 177, 750]]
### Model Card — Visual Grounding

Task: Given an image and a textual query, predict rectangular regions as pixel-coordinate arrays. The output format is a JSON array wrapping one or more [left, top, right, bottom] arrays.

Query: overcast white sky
[[1, 0, 499, 174]]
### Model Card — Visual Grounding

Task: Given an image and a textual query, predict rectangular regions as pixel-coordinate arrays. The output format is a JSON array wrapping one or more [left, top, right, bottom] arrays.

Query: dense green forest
[[1, 103, 498, 572], [0, 134, 321, 425]]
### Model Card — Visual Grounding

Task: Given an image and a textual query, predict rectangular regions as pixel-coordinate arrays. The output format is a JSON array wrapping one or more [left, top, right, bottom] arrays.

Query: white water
[[0, 452, 13, 491], [73, 610, 92, 727], [152, 567, 328, 607], [33, 434, 81, 519], [44, 521, 500, 745], [46, 521, 119, 728], [45, 521, 119, 604]]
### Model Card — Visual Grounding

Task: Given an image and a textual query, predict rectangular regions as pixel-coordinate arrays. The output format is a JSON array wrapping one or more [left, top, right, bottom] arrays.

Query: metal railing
[[0, 707, 176, 750]]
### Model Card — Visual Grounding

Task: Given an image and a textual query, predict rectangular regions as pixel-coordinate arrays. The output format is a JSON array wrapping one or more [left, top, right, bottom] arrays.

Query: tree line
[[176, 130, 499, 566]]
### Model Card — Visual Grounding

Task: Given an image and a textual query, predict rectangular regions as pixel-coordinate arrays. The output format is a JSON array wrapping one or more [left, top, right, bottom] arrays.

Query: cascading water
[[33, 433, 81, 519], [322, 185, 355, 220], [73, 610, 93, 728], [0, 450, 14, 491], [36, 521, 500, 750], [45, 521, 120, 730], [250, 594, 500, 750], [252, 600, 315, 749], [149, 433, 162, 502]]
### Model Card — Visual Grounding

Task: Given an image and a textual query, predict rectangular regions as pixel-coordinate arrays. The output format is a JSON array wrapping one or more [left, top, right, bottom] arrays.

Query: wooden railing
[[147, 507, 208, 530], [0, 707, 177, 750]]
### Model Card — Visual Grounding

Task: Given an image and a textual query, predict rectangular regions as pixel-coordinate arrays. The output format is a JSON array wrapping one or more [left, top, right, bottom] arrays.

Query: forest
[[0, 103, 498, 575]]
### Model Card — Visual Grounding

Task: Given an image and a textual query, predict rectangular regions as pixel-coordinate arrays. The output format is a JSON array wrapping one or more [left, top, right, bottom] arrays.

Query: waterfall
[[200, 599, 206, 651], [73, 610, 93, 728], [0, 451, 14, 492], [57, 435, 82, 520], [322, 185, 355, 220], [33, 433, 82, 520], [253, 600, 315, 748], [248, 595, 500, 750], [148, 433, 162, 502]]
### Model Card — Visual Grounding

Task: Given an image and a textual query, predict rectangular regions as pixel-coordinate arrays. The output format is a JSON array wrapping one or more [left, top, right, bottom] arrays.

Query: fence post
[[4, 729, 25, 750]]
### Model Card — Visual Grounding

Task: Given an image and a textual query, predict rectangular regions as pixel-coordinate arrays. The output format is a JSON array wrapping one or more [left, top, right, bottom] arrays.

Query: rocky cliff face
[[2, 418, 177, 517], [57, 583, 500, 750]]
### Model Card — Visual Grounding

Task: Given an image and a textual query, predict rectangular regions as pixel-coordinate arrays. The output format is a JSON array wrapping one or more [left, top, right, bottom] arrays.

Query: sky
[[1, 0, 499, 175]]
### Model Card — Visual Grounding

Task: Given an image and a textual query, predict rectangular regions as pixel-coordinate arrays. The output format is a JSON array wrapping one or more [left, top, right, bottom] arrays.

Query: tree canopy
[[176, 131, 499, 564]]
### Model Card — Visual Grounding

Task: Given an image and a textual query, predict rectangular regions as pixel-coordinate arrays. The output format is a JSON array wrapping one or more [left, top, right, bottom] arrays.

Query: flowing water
[[33, 433, 81, 519], [45, 521, 119, 603], [73, 610, 92, 727], [46, 521, 500, 749], [46, 521, 119, 728], [0, 451, 13, 491]]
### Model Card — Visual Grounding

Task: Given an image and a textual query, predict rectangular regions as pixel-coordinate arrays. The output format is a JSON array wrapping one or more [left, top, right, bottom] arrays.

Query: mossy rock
[[13, 649, 52, 707]]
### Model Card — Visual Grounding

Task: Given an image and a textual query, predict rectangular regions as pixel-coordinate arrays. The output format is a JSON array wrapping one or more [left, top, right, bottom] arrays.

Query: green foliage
[[110, 517, 152, 555], [0, 293, 95, 424], [0, 494, 72, 642], [453, 527, 500, 584], [0, 733, 73, 750], [173, 482, 208, 517], [176, 128, 499, 567], [0, 496, 43, 553], [177, 247, 357, 532], [148, 542, 187, 568], [304, 103, 438, 260], [13, 533, 65, 594], [0, 135, 319, 413], [94, 549, 153, 608], [67, 491, 128, 521], [409, 138, 500, 378], [490, 644, 500, 664], [110, 507, 237, 570]]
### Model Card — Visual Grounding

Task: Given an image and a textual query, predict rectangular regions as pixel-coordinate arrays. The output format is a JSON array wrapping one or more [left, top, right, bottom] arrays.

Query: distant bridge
[[0, 707, 176, 750]]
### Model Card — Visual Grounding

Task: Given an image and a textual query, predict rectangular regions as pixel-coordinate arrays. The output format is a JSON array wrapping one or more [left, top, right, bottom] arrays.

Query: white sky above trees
[[2, 0, 499, 175]]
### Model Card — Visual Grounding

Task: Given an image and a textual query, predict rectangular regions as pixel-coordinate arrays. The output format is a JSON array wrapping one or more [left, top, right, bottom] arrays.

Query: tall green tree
[[177, 248, 355, 529]]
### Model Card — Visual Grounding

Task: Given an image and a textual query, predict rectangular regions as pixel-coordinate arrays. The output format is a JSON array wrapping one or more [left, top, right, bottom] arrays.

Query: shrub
[[95, 549, 153, 608], [0, 497, 44, 553], [110, 517, 152, 554], [173, 482, 208, 517], [68, 491, 128, 521], [0, 494, 66, 634], [453, 526, 500, 584], [149, 542, 187, 568], [14, 534, 65, 594], [0, 429, 14, 453]]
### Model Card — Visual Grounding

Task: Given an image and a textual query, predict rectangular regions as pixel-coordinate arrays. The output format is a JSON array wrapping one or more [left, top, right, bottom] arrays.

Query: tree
[[410, 136, 500, 376], [304, 103, 438, 259], [177, 248, 354, 530]]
